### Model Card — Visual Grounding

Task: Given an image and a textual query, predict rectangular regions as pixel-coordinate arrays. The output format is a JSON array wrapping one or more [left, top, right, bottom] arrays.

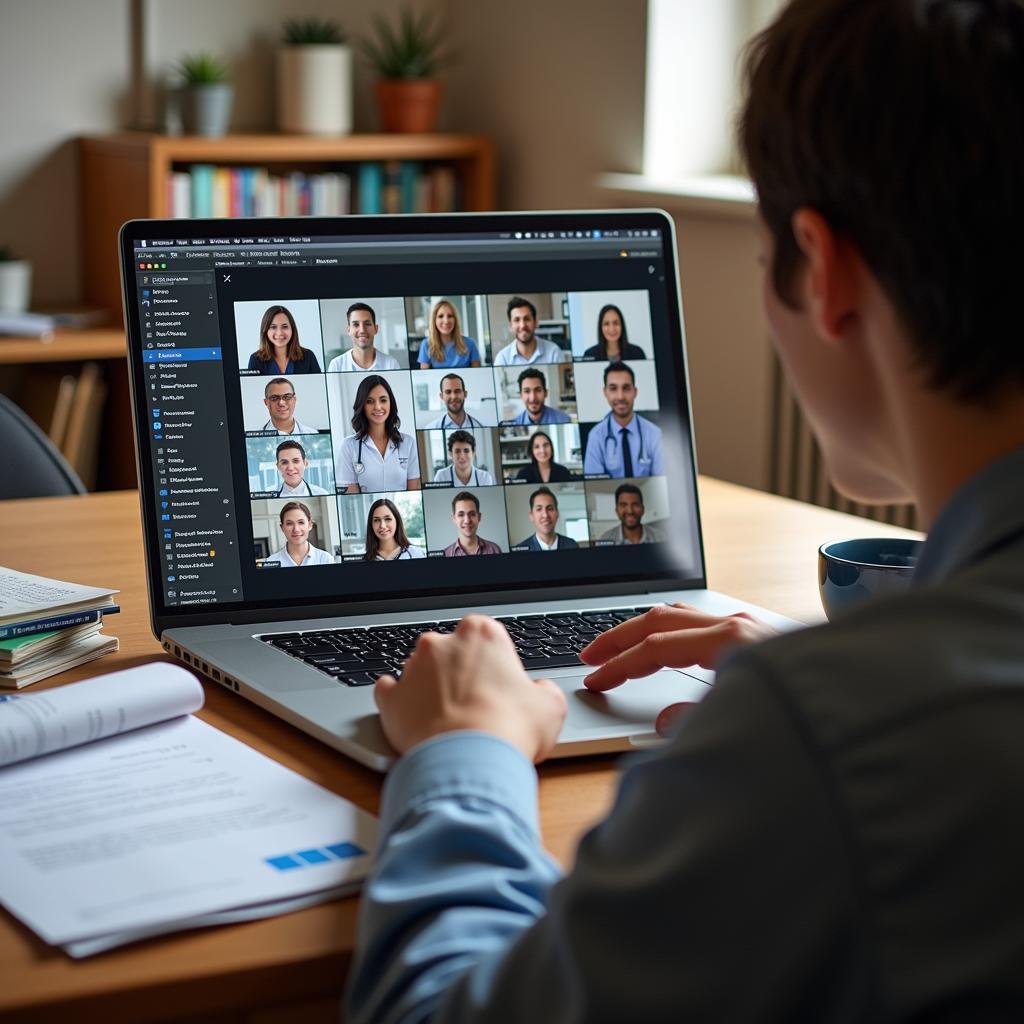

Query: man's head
[[275, 440, 308, 489], [447, 430, 477, 474], [451, 491, 481, 539], [740, 0, 1024, 409], [507, 296, 538, 347], [346, 303, 379, 352], [614, 483, 645, 529], [528, 487, 559, 542], [603, 362, 637, 419], [518, 368, 549, 418], [440, 373, 467, 416], [263, 377, 297, 427]]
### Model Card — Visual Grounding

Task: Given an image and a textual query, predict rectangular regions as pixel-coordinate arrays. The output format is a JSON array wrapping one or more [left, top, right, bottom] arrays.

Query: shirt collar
[[913, 445, 1024, 585]]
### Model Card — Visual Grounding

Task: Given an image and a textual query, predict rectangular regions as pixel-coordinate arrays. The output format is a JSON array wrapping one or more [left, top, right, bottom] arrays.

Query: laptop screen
[[121, 211, 705, 621]]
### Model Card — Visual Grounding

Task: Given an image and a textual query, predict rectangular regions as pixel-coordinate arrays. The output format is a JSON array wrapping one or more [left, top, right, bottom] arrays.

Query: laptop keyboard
[[257, 607, 657, 687]]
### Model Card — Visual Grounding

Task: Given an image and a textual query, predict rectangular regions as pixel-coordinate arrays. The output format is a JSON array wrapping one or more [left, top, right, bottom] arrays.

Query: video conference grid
[[237, 290, 670, 567]]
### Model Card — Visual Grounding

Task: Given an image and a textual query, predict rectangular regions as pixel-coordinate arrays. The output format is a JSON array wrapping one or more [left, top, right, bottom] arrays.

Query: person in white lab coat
[[335, 375, 421, 494], [263, 501, 335, 567]]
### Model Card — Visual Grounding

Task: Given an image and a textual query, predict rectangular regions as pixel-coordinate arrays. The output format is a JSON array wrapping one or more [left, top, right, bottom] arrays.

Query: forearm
[[346, 733, 562, 1024]]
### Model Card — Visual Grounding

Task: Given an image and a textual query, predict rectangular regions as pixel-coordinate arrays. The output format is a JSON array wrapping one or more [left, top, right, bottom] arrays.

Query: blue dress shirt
[[504, 405, 572, 426], [583, 412, 664, 477], [346, 446, 1024, 1024]]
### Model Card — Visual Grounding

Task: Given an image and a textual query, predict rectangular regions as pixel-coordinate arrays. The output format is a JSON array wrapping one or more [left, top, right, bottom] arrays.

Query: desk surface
[[0, 480, 918, 1023]]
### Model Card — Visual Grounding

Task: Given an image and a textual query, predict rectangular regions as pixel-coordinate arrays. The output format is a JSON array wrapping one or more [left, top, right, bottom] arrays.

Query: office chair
[[0, 393, 87, 499]]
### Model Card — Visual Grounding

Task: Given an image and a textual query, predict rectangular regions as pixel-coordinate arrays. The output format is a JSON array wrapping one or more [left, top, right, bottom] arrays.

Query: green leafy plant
[[362, 9, 451, 79], [0, 248, 14, 262], [174, 52, 231, 85], [283, 17, 347, 45]]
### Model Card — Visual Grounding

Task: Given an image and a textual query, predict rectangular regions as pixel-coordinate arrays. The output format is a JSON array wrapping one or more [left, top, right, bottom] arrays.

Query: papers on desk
[[0, 663, 378, 956]]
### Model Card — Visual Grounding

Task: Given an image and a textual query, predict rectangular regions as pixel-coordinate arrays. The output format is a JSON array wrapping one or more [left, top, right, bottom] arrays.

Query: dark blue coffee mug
[[818, 537, 924, 620]]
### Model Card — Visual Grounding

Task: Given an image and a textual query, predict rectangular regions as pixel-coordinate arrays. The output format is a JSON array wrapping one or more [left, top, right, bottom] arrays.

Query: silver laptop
[[119, 210, 795, 771]]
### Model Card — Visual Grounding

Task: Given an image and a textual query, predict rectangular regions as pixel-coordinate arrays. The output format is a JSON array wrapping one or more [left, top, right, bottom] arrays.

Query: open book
[[0, 664, 377, 957]]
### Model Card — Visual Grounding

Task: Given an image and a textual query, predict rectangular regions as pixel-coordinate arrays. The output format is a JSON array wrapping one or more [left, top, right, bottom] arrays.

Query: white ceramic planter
[[0, 260, 31, 313], [277, 45, 353, 135]]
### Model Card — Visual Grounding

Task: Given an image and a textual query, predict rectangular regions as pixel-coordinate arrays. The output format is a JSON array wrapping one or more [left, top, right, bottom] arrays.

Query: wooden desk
[[0, 480, 919, 1023]]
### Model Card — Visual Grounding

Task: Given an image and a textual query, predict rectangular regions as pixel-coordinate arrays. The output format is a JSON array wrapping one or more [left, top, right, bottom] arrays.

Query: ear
[[790, 208, 861, 342]]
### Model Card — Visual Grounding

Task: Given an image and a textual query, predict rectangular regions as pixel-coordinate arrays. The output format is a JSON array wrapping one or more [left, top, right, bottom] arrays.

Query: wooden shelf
[[0, 327, 125, 365], [80, 132, 497, 316]]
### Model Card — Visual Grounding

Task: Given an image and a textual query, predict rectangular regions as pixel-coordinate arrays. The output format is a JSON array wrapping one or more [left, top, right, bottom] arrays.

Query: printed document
[[0, 664, 377, 955]]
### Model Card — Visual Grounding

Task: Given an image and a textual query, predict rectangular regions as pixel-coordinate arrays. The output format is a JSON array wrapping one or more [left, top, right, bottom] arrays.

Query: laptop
[[119, 209, 796, 771]]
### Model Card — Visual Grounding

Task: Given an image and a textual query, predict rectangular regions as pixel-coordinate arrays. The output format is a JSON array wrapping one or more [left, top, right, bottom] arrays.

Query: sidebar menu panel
[[137, 267, 243, 607]]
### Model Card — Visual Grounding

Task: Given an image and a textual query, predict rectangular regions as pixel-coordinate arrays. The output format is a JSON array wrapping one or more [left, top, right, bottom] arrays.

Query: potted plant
[[175, 53, 233, 137], [278, 17, 352, 135], [0, 248, 32, 314], [362, 9, 450, 133]]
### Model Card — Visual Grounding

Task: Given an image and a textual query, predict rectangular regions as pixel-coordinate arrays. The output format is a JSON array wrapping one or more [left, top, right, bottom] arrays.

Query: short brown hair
[[740, 0, 1024, 400]]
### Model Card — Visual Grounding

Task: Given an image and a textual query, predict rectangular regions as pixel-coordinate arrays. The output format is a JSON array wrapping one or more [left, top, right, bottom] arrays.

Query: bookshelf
[[80, 132, 497, 316], [0, 328, 132, 490]]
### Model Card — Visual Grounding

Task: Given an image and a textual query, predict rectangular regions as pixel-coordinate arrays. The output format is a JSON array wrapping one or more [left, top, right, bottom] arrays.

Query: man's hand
[[580, 604, 776, 735], [375, 615, 568, 763]]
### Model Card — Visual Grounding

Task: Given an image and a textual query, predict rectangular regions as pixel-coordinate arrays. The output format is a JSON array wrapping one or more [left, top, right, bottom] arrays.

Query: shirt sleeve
[[335, 437, 357, 487], [417, 339, 431, 364], [583, 426, 604, 475], [466, 337, 481, 363], [405, 435, 421, 483], [305, 351, 322, 373], [345, 658, 864, 1024], [648, 422, 664, 475], [247, 353, 261, 372], [494, 345, 510, 366]]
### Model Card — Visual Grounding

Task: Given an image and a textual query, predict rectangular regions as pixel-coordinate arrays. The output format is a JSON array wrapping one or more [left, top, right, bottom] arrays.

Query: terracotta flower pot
[[375, 79, 442, 133]]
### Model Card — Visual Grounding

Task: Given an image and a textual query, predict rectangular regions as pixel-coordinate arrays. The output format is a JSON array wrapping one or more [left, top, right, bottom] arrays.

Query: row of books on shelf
[[166, 161, 461, 218]]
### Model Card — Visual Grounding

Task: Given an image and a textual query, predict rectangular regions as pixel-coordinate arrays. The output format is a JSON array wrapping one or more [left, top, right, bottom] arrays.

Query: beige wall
[[0, 0, 773, 489]]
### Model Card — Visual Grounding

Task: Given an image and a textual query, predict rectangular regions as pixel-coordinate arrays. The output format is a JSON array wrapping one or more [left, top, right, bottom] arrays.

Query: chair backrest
[[0, 393, 87, 499]]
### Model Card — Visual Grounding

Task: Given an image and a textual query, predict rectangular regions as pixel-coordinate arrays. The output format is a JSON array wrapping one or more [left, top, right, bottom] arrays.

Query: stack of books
[[0, 567, 119, 689]]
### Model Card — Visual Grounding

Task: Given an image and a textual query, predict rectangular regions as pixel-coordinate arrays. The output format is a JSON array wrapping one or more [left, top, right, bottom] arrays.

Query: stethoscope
[[439, 412, 482, 429], [449, 466, 482, 486], [275, 479, 314, 497], [353, 435, 400, 476], [604, 414, 651, 466]]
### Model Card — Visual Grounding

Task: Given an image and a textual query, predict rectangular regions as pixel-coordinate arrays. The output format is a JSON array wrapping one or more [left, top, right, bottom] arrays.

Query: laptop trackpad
[[543, 667, 712, 737]]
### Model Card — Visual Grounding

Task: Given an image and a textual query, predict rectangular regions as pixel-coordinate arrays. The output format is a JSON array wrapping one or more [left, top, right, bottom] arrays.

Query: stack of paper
[[0, 567, 120, 688], [0, 664, 378, 956]]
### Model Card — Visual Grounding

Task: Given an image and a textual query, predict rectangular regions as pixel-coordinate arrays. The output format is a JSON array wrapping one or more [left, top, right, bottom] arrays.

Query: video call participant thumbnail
[[443, 491, 502, 557], [327, 303, 401, 372], [515, 430, 577, 483], [417, 300, 482, 369], [336, 375, 421, 494], [364, 498, 426, 561], [263, 501, 334, 567], [513, 486, 579, 551], [272, 440, 329, 497], [598, 483, 665, 545], [583, 362, 664, 477], [582, 303, 647, 362], [503, 368, 571, 426], [261, 377, 319, 435], [248, 305, 322, 375], [493, 297, 570, 366], [433, 430, 495, 487], [424, 373, 488, 430]]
